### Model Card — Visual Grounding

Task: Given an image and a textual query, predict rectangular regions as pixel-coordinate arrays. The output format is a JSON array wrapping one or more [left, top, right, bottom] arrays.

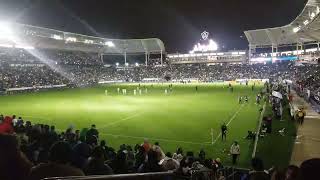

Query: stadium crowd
[[0, 47, 319, 96], [0, 114, 319, 180], [0, 116, 224, 180], [0, 47, 320, 180]]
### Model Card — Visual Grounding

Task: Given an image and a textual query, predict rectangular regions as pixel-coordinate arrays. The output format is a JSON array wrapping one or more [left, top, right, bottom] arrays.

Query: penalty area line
[[212, 104, 244, 144], [99, 111, 145, 129]]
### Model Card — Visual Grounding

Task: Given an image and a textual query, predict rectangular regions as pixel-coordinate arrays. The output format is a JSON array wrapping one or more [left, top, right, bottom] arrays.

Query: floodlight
[[0, 21, 14, 40], [310, 12, 316, 19], [191, 39, 218, 53], [0, 22, 12, 34], [84, 39, 93, 44], [116, 62, 119, 66], [135, 62, 139, 66], [208, 39, 218, 51], [293, 27, 300, 33], [125, 62, 129, 66], [52, 35, 63, 40], [105, 41, 115, 47], [66, 37, 77, 42]]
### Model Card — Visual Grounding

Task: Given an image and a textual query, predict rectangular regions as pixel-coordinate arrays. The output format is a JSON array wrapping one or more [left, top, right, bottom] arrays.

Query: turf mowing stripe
[[212, 104, 244, 144], [98, 111, 145, 129], [99, 132, 213, 146]]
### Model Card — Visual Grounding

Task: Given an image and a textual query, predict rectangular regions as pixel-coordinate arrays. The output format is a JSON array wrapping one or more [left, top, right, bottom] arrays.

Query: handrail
[[44, 171, 175, 180]]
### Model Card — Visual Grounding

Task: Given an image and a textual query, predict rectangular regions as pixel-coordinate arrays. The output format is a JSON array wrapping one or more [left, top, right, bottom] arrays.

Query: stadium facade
[[245, 0, 320, 63], [168, 0, 320, 65]]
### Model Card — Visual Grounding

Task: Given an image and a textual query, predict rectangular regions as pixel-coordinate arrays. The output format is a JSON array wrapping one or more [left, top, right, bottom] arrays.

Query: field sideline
[[0, 83, 263, 167]]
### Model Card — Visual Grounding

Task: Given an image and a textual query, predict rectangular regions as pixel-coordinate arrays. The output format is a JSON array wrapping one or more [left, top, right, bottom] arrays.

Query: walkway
[[290, 90, 320, 166]]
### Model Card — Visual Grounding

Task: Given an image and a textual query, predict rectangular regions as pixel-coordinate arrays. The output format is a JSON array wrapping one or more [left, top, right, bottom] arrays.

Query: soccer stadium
[[0, 1, 320, 180]]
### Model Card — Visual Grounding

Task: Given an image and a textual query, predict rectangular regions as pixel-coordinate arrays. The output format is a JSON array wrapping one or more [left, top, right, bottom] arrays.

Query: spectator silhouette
[[29, 141, 84, 180]]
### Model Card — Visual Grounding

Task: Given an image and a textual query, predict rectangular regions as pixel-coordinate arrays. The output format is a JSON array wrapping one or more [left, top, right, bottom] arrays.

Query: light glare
[[191, 39, 218, 53], [293, 27, 300, 33], [105, 41, 115, 47]]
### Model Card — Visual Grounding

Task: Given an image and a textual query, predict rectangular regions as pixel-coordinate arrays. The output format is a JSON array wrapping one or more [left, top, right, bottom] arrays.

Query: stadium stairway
[[290, 90, 320, 166]]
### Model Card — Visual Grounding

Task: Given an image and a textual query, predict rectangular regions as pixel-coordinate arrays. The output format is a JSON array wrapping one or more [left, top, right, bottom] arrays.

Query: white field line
[[98, 111, 145, 129], [99, 132, 213, 146], [252, 103, 266, 158], [212, 104, 244, 144]]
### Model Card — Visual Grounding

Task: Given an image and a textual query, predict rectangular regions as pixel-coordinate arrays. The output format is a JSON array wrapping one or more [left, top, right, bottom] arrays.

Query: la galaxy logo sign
[[201, 31, 209, 40]]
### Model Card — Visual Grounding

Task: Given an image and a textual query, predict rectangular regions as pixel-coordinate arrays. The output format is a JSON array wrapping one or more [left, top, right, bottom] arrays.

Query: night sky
[[0, 0, 308, 53]]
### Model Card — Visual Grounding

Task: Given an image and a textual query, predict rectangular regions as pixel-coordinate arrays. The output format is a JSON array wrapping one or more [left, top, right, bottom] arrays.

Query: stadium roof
[[0, 22, 165, 54], [244, 0, 320, 47]]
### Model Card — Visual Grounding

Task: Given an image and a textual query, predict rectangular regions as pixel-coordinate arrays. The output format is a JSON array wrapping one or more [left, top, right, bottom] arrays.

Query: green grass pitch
[[0, 83, 263, 167]]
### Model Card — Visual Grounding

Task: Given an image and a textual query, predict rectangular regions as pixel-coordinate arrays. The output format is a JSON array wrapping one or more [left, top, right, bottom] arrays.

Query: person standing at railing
[[230, 141, 240, 165]]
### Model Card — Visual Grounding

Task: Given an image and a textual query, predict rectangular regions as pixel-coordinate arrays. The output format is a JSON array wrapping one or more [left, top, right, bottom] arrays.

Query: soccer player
[[145, 88, 148, 94], [238, 96, 242, 104], [195, 86, 198, 92], [105, 89, 108, 95], [117, 88, 120, 94], [139, 89, 142, 95], [221, 123, 227, 141], [165, 89, 168, 94], [244, 95, 248, 103], [122, 89, 127, 95], [133, 89, 137, 95]]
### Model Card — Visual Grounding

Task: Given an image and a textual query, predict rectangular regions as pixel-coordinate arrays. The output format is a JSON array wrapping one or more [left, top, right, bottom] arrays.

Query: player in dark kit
[[238, 96, 242, 104], [244, 95, 248, 103], [196, 86, 198, 92], [221, 123, 227, 141]]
